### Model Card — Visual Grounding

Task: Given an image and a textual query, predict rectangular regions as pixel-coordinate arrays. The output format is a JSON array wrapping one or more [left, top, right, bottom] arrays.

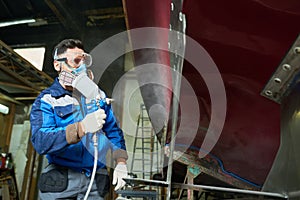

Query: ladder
[[130, 104, 160, 180]]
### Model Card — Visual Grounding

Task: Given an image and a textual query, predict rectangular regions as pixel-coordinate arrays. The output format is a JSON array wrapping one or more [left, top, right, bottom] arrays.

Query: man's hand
[[112, 163, 128, 191], [81, 108, 106, 133], [164, 145, 170, 157]]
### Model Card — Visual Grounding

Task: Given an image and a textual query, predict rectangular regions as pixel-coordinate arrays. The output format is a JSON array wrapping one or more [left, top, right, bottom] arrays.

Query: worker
[[30, 39, 128, 199]]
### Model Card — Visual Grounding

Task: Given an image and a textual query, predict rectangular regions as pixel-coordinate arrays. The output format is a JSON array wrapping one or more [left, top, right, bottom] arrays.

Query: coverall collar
[[50, 78, 72, 97]]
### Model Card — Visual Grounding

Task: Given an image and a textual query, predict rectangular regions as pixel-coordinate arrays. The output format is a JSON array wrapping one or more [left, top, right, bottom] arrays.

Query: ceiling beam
[[0, 92, 23, 105], [83, 7, 124, 15], [44, 0, 85, 32], [0, 0, 13, 17], [44, 0, 68, 29], [0, 63, 40, 91], [0, 40, 53, 89], [0, 81, 37, 92], [15, 96, 39, 101]]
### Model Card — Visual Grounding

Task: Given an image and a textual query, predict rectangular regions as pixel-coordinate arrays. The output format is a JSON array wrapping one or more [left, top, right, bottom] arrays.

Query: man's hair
[[53, 39, 84, 59]]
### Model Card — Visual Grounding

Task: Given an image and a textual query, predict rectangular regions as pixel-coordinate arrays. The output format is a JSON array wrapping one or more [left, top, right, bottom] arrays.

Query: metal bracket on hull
[[262, 82, 300, 199], [261, 34, 300, 104]]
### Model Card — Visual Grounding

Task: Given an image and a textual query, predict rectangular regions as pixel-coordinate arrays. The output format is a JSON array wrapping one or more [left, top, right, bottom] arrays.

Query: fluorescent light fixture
[[0, 104, 9, 115], [0, 18, 36, 28]]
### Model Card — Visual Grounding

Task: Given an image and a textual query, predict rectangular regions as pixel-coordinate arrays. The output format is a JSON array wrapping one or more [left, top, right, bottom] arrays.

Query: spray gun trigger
[[106, 98, 114, 105]]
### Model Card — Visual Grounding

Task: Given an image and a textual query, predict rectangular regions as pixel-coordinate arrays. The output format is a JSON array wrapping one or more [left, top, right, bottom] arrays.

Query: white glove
[[164, 145, 170, 157], [81, 109, 106, 133], [112, 163, 128, 191]]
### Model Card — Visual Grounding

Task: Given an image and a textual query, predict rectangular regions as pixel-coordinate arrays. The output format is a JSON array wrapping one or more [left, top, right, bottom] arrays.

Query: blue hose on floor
[[169, 143, 262, 188]]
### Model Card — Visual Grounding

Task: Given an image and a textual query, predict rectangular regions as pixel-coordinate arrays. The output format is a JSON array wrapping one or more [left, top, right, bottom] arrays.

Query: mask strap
[[54, 48, 59, 60]]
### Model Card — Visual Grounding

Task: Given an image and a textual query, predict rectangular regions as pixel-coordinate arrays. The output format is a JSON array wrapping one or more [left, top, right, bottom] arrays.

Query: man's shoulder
[[37, 78, 70, 100], [33, 86, 51, 102]]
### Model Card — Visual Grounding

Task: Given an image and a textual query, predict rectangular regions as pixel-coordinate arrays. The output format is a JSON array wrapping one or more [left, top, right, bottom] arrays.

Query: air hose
[[83, 98, 112, 199], [83, 133, 98, 200], [72, 73, 112, 199]]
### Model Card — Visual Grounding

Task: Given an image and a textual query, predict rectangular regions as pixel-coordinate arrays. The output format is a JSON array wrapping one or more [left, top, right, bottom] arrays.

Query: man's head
[[53, 39, 92, 88], [53, 39, 84, 59]]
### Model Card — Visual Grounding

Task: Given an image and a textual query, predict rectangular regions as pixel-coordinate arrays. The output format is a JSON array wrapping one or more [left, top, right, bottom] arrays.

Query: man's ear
[[54, 60, 61, 72]]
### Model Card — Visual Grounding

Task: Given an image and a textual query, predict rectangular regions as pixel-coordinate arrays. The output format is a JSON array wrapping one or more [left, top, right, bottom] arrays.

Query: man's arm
[[30, 95, 71, 155], [102, 106, 128, 161]]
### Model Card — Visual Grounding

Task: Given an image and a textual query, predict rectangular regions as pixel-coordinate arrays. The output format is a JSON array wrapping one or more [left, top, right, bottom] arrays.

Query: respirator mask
[[54, 49, 93, 86]]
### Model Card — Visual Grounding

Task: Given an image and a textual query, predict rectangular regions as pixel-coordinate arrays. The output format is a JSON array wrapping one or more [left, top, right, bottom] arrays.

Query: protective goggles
[[56, 52, 92, 68]]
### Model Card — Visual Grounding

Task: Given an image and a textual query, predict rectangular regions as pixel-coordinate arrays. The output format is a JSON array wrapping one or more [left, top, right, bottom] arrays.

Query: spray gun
[[73, 73, 102, 101], [72, 72, 113, 200], [72, 72, 114, 107]]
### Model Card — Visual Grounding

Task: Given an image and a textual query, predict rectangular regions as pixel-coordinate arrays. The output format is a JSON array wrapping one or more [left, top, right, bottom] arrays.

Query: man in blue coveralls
[[30, 39, 128, 199]]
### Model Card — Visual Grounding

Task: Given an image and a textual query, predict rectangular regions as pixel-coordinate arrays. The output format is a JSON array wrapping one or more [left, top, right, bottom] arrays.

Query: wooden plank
[[5, 103, 15, 148], [1, 184, 10, 200], [20, 143, 36, 200]]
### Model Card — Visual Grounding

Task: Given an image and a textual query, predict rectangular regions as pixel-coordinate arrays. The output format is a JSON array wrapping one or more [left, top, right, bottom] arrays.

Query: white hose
[[83, 134, 98, 200]]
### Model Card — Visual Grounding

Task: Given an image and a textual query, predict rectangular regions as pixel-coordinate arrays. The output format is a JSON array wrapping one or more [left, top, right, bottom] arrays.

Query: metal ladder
[[130, 104, 160, 180]]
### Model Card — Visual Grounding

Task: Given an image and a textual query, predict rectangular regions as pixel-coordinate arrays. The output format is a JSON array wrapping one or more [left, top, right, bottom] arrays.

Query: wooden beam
[[20, 143, 36, 200], [44, 0, 68, 29], [0, 63, 40, 91], [0, 81, 37, 92], [5, 103, 15, 147], [83, 7, 124, 15], [44, 0, 84, 32], [0, 92, 23, 105]]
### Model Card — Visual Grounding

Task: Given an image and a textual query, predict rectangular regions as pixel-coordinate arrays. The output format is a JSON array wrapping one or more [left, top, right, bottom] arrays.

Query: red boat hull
[[124, 0, 300, 187]]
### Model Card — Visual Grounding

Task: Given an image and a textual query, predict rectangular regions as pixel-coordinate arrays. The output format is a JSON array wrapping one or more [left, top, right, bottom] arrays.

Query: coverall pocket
[[38, 164, 68, 193], [95, 174, 110, 197]]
